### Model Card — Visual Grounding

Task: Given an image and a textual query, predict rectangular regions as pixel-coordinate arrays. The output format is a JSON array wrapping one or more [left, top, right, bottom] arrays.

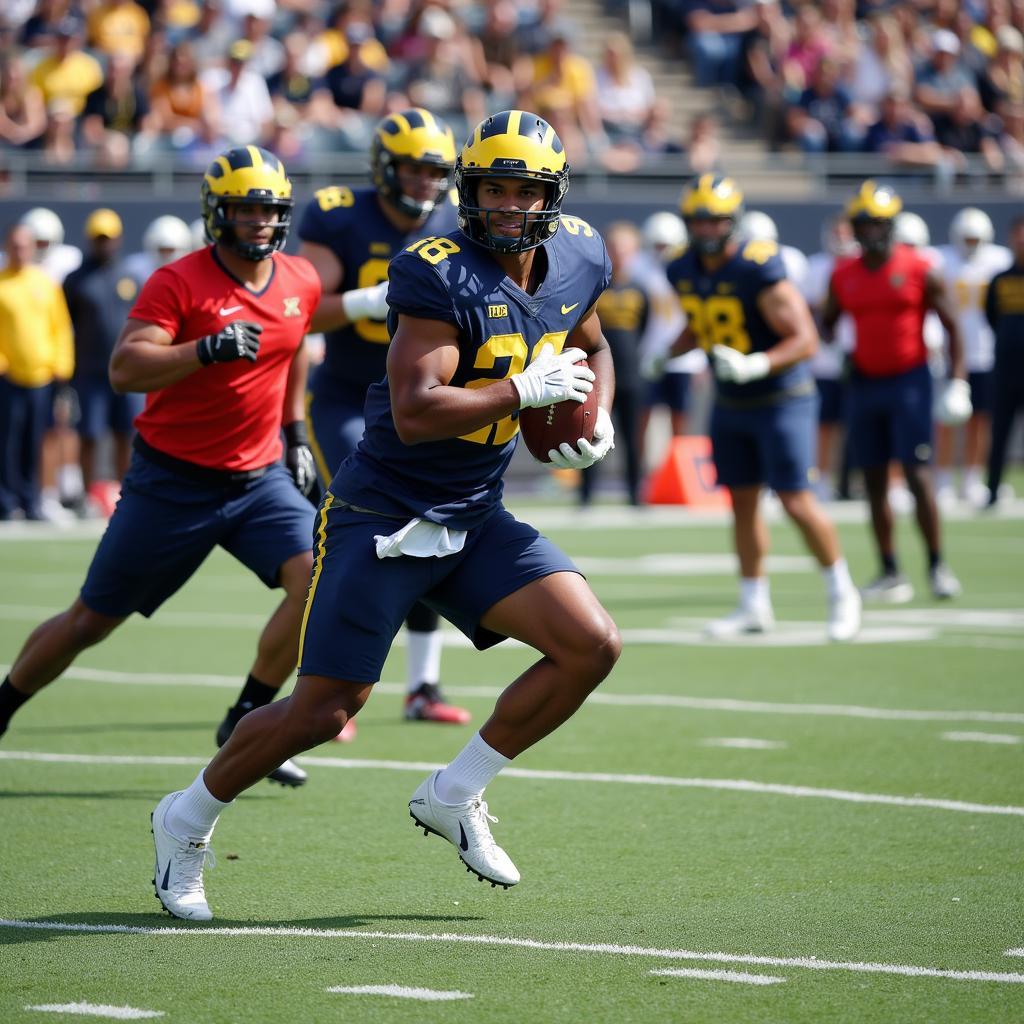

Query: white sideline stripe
[[326, 985, 471, 1001], [650, 968, 785, 985], [3, 920, 1024, 985], [701, 738, 786, 750], [2, 750, 1022, 817], [942, 732, 1023, 745], [25, 1004, 164, 1019], [574, 554, 813, 576], [11, 664, 1024, 726], [1006, 949, 1024, 957]]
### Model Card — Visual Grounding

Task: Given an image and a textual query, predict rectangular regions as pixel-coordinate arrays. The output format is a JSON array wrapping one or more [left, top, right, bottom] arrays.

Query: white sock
[[165, 771, 230, 841], [821, 557, 854, 600], [936, 468, 952, 491], [739, 576, 770, 611], [964, 466, 982, 490], [407, 629, 443, 693], [433, 732, 511, 805]]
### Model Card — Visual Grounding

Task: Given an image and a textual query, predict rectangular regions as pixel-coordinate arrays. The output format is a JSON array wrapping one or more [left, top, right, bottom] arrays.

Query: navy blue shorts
[[307, 386, 365, 487], [81, 453, 314, 618], [74, 375, 145, 440], [298, 499, 580, 684], [815, 378, 846, 425], [710, 392, 817, 492], [968, 370, 993, 416], [847, 364, 933, 469], [644, 371, 691, 413]]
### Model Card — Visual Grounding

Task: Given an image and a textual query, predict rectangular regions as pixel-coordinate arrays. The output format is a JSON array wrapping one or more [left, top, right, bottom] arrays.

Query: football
[[518, 359, 599, 464]]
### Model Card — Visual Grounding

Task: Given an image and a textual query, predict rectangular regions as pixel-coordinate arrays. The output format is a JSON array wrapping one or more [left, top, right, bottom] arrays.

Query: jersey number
[[680, 294, 752, 354], [954, 279, 988, 311], [461, 331, 569, 446], [315, 186, 355, 211], [407, 236, 462, 265]]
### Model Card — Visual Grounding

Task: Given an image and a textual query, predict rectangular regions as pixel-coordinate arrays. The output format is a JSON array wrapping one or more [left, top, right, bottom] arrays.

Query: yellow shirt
[[30, 51, 105, 118], [88, 2, 151, 58], [531, 53, 596, 110], [0, 265, 74, 387]]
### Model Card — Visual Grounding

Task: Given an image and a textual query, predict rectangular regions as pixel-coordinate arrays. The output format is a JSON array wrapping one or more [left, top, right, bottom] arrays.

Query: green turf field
[[1, 494, 1022, 1023]]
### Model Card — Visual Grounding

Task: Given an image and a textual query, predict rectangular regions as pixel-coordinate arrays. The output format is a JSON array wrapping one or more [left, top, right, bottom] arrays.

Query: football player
[[934, 207, 1013, 505], [659, 175, 862, 642], [825, 181, 968, 602], [149, 110, 620, 920], [297, 108, 469, 732], [0, 147, 320, 793]]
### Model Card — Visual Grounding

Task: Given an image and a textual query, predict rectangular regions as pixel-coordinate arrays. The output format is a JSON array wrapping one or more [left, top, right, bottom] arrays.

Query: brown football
[[518, 359, 599, 464]]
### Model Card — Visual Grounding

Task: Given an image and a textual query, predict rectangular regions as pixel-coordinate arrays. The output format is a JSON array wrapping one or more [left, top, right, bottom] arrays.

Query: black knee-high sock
[[226, 674, 278, 723], [0, 676, 32, 737]]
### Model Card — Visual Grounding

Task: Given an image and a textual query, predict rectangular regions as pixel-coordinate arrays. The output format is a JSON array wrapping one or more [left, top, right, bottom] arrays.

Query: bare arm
[[755, 278, 819, 369], [282, 336, 310, 426], [925, 267, 965, 379], [820, 279, 842, 340], [109, 318, 204, 394], [301, 240, 354, 334]]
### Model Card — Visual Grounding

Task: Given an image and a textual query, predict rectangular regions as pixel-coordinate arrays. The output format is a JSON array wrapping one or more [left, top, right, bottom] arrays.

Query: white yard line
[[1006, 949, 1024, 957], [1, 750, 1021, 817], [942, 732, 1023, 745], [326, 985, 471, 1000], [25, 1004, 164, 1019], [650, 968, 785, 985], [11, 665, 1022, 726], [700, 738, 787, 750], [3, 919, 1023, 985]]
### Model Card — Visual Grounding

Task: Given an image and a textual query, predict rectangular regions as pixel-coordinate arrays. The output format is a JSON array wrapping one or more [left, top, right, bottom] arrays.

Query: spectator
[[324, 22, 388, 145], [685, 0, 759, 89], [0, 51, 47, 150], [148, 41, 219, 153], [18, 0, 74, 49], [738, 0, 791, 142], [785, 56, 866, 153], [999, 100, 1024, 186], [0, 222, 74, 521], [595, 32, 657, 146], [265, 31, 335, 137], [934, 86, 1006, 177], [81, 51, 155, 168], [978, 24, 1024, 113], [862, 87, 945, 172], [30, 15, 104, 120], [684, 111, 722, 173], [186, 0, 234, 69], [782, 1, 833, 95], [849, 14, 915, 108], [86, 0, 150, 60], [234, 12, 285, 78], [199, 39, 274, 149], [313, 0, 389, 77], [914, 29, 977, 122], [470, 0, 523, 104]]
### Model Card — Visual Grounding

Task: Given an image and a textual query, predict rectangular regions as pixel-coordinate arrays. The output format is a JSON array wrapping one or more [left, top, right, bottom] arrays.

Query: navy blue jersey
[[986, 263, 1024, 376], [297, 185, 458, 401], [63, 257, 138, 377], [666, 240, 812, 404], [329, 214, 611, 529]]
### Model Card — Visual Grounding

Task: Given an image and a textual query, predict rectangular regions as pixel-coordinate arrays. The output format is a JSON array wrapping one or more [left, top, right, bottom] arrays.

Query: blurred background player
[[826, 182, 968, 604], [935, 208, 1013, 506], [660, 175, 861, 642], [297, 108, 469, 734], [801, 212, 858, 501], [585, 220, 645, 506], [0, 221, 74, 522], [737, 209, 809, 289], [62, 207, 145, 517], [984, 215, 1024, 509], [122, 215, 194, 284], [17, 207, 82, 283], [0, 146, 319, 795]]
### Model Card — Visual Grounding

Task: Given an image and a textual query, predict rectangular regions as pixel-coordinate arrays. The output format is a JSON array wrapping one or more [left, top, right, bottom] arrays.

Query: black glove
[[196, 321, 263, 365], [283, 421, 319, 500]]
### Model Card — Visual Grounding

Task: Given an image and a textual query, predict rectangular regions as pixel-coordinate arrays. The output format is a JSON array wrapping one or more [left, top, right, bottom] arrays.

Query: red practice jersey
[[830, 244, 932, 377], [130, 247, 321, 471]]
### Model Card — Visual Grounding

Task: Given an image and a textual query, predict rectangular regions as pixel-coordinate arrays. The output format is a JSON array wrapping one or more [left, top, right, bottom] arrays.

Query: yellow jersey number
[[461, 331, 569, 446], [560, 215, 594, 238], [679, 293, 752, 354], [954, 279, 988, 311]]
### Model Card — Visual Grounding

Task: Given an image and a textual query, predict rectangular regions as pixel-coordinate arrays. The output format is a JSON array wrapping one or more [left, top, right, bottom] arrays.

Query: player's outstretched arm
[[109, 319, 200, 393], [301, 241, 388, 334], [755, 278, 819, 370]]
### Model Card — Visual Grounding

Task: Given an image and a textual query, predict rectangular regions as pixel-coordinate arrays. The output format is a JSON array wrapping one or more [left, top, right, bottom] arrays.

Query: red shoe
[[404, 683, 471, 724], [331, 717, 357, 742]]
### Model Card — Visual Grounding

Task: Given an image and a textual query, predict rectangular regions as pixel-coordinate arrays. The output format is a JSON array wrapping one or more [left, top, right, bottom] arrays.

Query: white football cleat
[[409, 771, 520, 888], [929, 562, 962, 600], [860, 572, 914, 604], [151, 792, 215, 921], [704, 605, 775, 639], [826, 587, 862, 642]]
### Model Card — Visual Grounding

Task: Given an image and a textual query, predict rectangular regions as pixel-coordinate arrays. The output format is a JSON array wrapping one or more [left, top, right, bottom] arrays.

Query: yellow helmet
[[200, 145, 293, 261], [455, 109, 569, 252], [679, 175, 744, 255], [370, 108, 456, 220], [846, 180, 902, 254]]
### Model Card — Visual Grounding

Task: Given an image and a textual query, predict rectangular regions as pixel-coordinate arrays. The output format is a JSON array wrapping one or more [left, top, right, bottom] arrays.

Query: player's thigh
[[80, 456, 228, 617], [890, 365, 934, 465], [298, 501, 432, 683], [72, 377, 108, 442], [219, 464, 314, 588], [846, 377, 891, 470], [762, 394, 817, 492], [815, 377, 845, 425], [308, 389, 365, 484], [710, 402, 763, 488]]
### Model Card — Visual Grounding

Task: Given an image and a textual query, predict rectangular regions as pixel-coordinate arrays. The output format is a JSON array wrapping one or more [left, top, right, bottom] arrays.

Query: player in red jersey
[[0, 146, 321, 788], [825, 181, 969, 603]]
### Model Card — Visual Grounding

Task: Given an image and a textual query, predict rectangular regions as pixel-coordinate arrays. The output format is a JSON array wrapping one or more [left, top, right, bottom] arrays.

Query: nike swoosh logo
[[459, 823, 469, 851], [219, 305, 243, 316], [160, 860, 171, 892], [561, 302, 580, 315]]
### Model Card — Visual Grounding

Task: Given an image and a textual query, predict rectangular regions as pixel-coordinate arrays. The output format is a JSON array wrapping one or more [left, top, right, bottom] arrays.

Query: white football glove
[[639, 348, 668, 382], [511, 343, 595, 409], [711, 344, 771, 384], [547, 406, 615, 470], [341, 281, 389, 321], [936, 377, 972, 425]]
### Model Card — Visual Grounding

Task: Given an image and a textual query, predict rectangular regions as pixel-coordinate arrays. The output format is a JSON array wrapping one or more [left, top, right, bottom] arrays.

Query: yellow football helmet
[[200, 146, 293, 260], [846, 180, 902, 254], [678, 174, 744, 256], [370, 108, 456, 220], [455, 110, 569, 252]]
